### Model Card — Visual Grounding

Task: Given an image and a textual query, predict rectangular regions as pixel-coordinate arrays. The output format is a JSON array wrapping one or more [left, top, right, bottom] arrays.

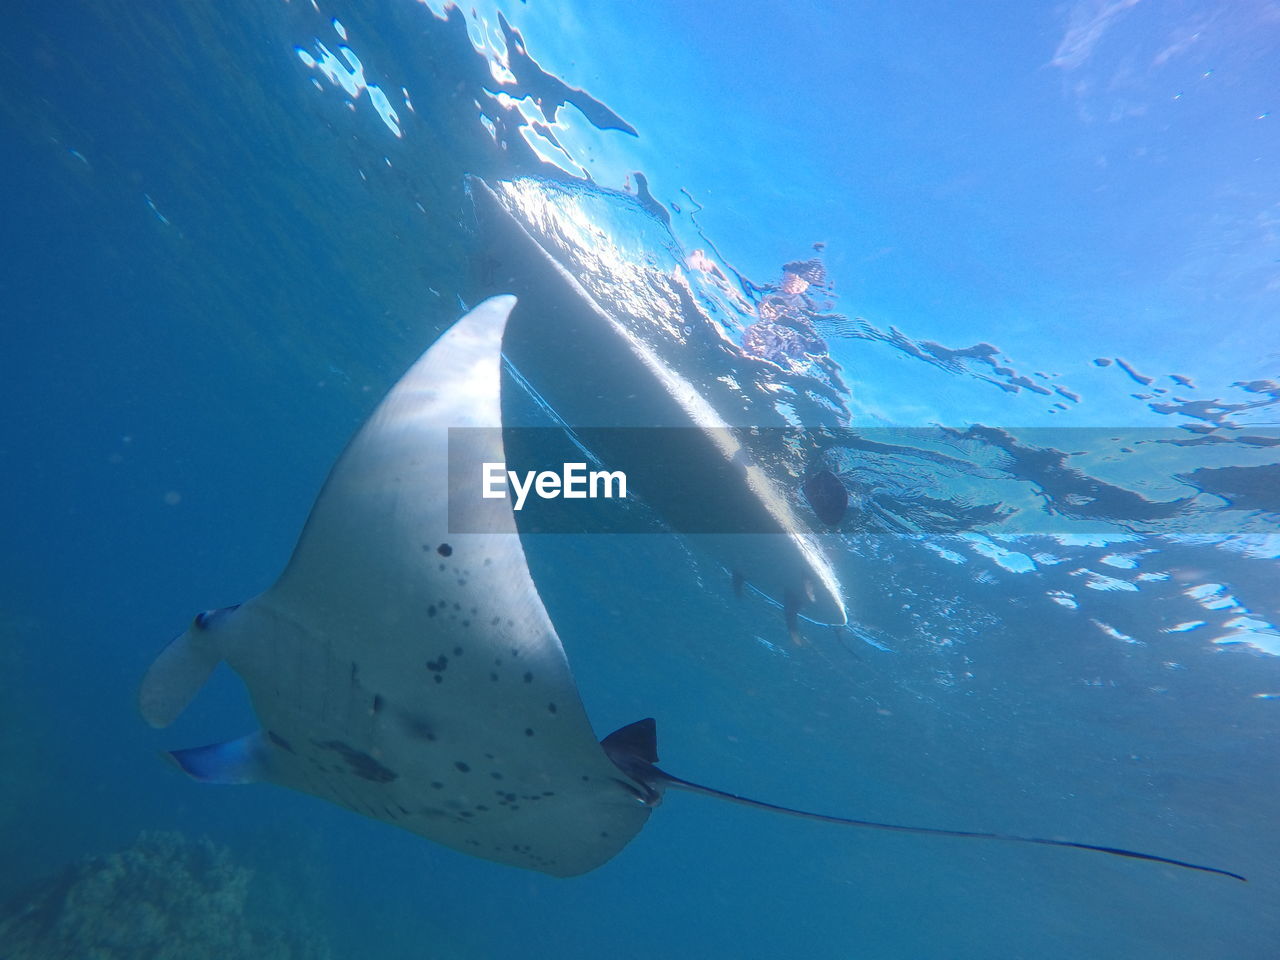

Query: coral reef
[[0, 831, 331, 960]]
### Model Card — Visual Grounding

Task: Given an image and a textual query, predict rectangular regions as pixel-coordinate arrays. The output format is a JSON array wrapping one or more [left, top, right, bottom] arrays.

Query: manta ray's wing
[[141, 296, 653, 877]]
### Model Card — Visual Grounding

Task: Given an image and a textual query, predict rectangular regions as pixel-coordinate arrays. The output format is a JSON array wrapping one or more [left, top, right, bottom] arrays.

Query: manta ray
[[140, 297, 1243, 882]]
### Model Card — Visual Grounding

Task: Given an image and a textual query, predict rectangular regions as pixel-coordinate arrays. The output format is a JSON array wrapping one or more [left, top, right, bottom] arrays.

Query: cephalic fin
[[138, 606, 238, 728], [168, 731, 272, 784]]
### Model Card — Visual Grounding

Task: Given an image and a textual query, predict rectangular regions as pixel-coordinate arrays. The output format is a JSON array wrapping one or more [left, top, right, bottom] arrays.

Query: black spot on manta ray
[[547, 702, 558, 714], [314, 740, 397, 783], [523, 671, 533, 683], [454, 761, 470, 772], [437, 543, 453, 556], [372, 694, 384, 714]]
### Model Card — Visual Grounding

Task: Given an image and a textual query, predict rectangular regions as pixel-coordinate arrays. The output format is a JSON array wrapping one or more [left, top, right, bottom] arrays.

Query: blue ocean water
[[2, 1, 1278, 957]]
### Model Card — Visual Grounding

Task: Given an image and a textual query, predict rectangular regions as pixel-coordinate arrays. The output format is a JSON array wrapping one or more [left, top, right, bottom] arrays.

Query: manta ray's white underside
[[140, 296, 652, 877]]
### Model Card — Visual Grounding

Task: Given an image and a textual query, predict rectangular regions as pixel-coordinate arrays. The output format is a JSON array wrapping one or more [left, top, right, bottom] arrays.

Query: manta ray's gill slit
[[315, 739, 398, 783], [395, 707, 436, 741], [267, 730, 295, 754]]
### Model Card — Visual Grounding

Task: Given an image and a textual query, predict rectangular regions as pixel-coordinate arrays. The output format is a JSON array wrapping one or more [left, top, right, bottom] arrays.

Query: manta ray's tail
[[656, 769, 1247, 882], [139, 604, 238, 728], [602, 718, 1246, 883]]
